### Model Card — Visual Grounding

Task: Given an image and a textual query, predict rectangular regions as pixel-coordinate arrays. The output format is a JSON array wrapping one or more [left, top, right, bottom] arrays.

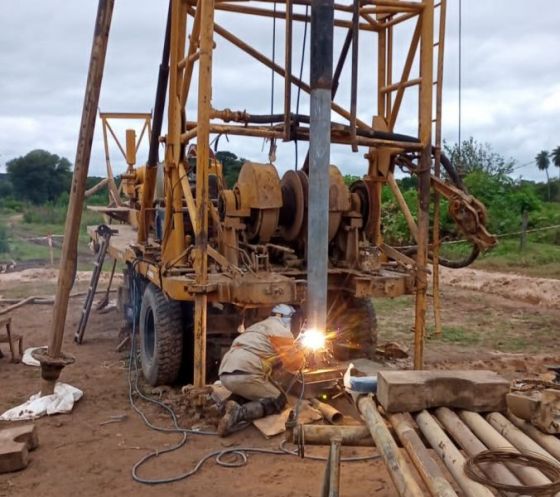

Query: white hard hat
[[272, 304, 296, 317]]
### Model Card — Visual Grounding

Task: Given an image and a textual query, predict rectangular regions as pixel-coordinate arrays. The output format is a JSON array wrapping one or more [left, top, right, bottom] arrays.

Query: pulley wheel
[[246, 208, 279, 243], [279, 170, 305, 241], [350, 180, 374, 238]]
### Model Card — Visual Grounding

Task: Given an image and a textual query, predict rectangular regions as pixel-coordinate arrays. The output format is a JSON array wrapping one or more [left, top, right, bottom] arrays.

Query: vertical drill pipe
[[284, 0, 293, 140], [388, 413, 458, 497], [307, 0, 333, 332], [302, 27, 352, 172], [138, 1, 172, 244], [413, 1, 434, 369], [357, 396, 425, 497], [48, 0, 114, 359], [193, 0, 214, 387], [432, 0, 446, 336]]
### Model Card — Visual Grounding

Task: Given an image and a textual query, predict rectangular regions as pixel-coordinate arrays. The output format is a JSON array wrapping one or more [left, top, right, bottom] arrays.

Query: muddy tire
[[139, 284, 183, 386], [330, 296, 378, 360]]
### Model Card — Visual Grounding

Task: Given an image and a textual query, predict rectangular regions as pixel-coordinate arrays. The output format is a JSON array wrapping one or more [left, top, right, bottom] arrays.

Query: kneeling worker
[[218, 304, 304, 436]]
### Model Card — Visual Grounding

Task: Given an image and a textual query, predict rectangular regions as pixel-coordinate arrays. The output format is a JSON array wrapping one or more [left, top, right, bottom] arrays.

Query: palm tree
[[552, 146, 560, 182], [536, 150, 551, 200]]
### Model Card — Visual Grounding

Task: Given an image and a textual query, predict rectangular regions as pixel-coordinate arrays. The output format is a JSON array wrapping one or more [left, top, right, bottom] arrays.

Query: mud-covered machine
[[88, 0, 495, 387]]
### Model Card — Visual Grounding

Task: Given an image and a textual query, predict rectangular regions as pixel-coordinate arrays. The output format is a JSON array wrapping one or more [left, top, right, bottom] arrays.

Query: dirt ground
[[1, 268, 559, 497]]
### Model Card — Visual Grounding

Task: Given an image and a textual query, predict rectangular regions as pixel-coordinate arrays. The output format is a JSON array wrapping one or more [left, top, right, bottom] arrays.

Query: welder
[[217, 304, 305, 436]]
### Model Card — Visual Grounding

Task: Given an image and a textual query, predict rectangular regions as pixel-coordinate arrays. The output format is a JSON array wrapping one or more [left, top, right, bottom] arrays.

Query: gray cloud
[[1, 1, 559, 183]]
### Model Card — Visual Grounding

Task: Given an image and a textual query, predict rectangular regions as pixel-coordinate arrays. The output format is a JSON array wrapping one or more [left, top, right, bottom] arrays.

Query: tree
[[552, 146, 560, 181], [444, 137, 515, 177], [535, 150, 551, 201], [6, 150, 72, 204], [215, 151, 245, 187]]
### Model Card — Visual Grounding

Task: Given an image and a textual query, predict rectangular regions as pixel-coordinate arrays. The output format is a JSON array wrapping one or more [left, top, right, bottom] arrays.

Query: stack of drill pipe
[[310, 399, 343, 425], [434, 408, 525, 497], [507, 412, 560, 460], [357, 396, 425, 497], [415, 410, 494, 497], [291, 424, 374, 447], [388, 412, 458, 497], [486, 412, 560, 462], [458, 410, 559, 493]]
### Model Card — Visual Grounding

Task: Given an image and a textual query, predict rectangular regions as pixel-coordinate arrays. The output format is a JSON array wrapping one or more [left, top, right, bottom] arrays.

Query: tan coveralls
[[219, 316, 304, 400]]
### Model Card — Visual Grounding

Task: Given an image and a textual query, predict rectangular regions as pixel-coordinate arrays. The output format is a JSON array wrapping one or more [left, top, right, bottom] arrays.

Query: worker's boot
[[217, 400, 265, 437]]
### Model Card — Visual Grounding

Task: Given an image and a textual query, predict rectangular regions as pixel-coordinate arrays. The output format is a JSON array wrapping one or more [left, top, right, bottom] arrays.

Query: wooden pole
[[357, 396, 425, 497], [389, 412, 458, 497], [435, 408, 524, 496], [415, 410, 494, 497], [47, 0, 114, 363], [487, 412, 559, 462], [413, 0, 434, 369], [193, 0, 214, 388], [508, 413, 560, 461], [459, 410, 555, 489]]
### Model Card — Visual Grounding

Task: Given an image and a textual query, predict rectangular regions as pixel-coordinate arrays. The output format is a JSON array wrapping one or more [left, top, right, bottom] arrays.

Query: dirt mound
[[439, 267, 560, 308]]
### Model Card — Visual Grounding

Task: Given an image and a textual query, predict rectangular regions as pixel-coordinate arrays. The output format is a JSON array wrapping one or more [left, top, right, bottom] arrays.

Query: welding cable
[[127, 266, 379, 484]]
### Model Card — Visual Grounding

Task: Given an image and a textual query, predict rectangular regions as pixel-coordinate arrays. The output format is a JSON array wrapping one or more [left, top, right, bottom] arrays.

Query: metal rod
[[310, 399, 344, 425], [432, 0, 446, 336], [350, 0, 359, 151], [47, 0, 114, 362], [139, 0, 172, 244], [284, 0, 293, 140], [307, 0, 334, 333]]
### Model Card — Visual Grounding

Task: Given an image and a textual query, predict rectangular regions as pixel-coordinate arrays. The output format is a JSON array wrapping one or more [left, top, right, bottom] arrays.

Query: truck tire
[[330, 297, 378, 360], [139, 284, 183, 386]]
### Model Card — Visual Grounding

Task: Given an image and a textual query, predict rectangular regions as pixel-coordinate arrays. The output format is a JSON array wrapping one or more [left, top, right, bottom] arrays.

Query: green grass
[[429, 325, 481, 345]]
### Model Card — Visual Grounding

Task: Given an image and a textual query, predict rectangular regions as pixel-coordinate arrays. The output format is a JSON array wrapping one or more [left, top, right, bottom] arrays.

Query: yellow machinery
[[85, 0, 495, 388]]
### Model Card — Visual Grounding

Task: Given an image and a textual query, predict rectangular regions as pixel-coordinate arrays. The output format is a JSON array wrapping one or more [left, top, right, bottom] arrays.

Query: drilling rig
[[85, 0, 495, 388]]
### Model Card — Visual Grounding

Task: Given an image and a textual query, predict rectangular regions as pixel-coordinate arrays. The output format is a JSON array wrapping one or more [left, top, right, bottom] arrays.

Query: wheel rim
[[143, 308, 155, 361]]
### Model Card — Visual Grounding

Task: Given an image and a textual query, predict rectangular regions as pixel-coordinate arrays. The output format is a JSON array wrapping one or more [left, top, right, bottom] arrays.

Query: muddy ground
[[0, 268, 559, 497]]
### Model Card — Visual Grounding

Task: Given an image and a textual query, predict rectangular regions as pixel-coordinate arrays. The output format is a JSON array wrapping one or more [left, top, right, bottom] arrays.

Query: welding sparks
[[300, 328, 326, 351]]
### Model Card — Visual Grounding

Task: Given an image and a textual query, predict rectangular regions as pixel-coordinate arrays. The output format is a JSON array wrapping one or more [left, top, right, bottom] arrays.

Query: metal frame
[[93, 0, 450, 384]]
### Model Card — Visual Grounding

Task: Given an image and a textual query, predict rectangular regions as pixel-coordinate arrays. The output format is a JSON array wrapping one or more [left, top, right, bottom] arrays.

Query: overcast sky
[[1, 1, 559, 183]]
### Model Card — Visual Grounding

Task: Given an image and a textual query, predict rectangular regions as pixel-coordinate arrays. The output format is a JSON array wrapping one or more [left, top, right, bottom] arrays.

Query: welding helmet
[[272, 304, 296, 326]]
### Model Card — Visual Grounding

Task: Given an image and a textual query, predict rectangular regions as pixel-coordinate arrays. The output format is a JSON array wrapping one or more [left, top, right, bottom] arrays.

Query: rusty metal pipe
[[357, 396, 425, 497], [311, 399, 343, 425], [291, 424, 374, 446]]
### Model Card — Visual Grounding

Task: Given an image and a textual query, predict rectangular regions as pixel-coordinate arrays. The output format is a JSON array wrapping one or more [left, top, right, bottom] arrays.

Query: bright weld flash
[[300, 328, 326, 351]]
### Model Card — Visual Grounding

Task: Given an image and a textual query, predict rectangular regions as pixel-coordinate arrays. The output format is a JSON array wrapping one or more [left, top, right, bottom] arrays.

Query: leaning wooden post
[[35, 0, 114, 396]]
